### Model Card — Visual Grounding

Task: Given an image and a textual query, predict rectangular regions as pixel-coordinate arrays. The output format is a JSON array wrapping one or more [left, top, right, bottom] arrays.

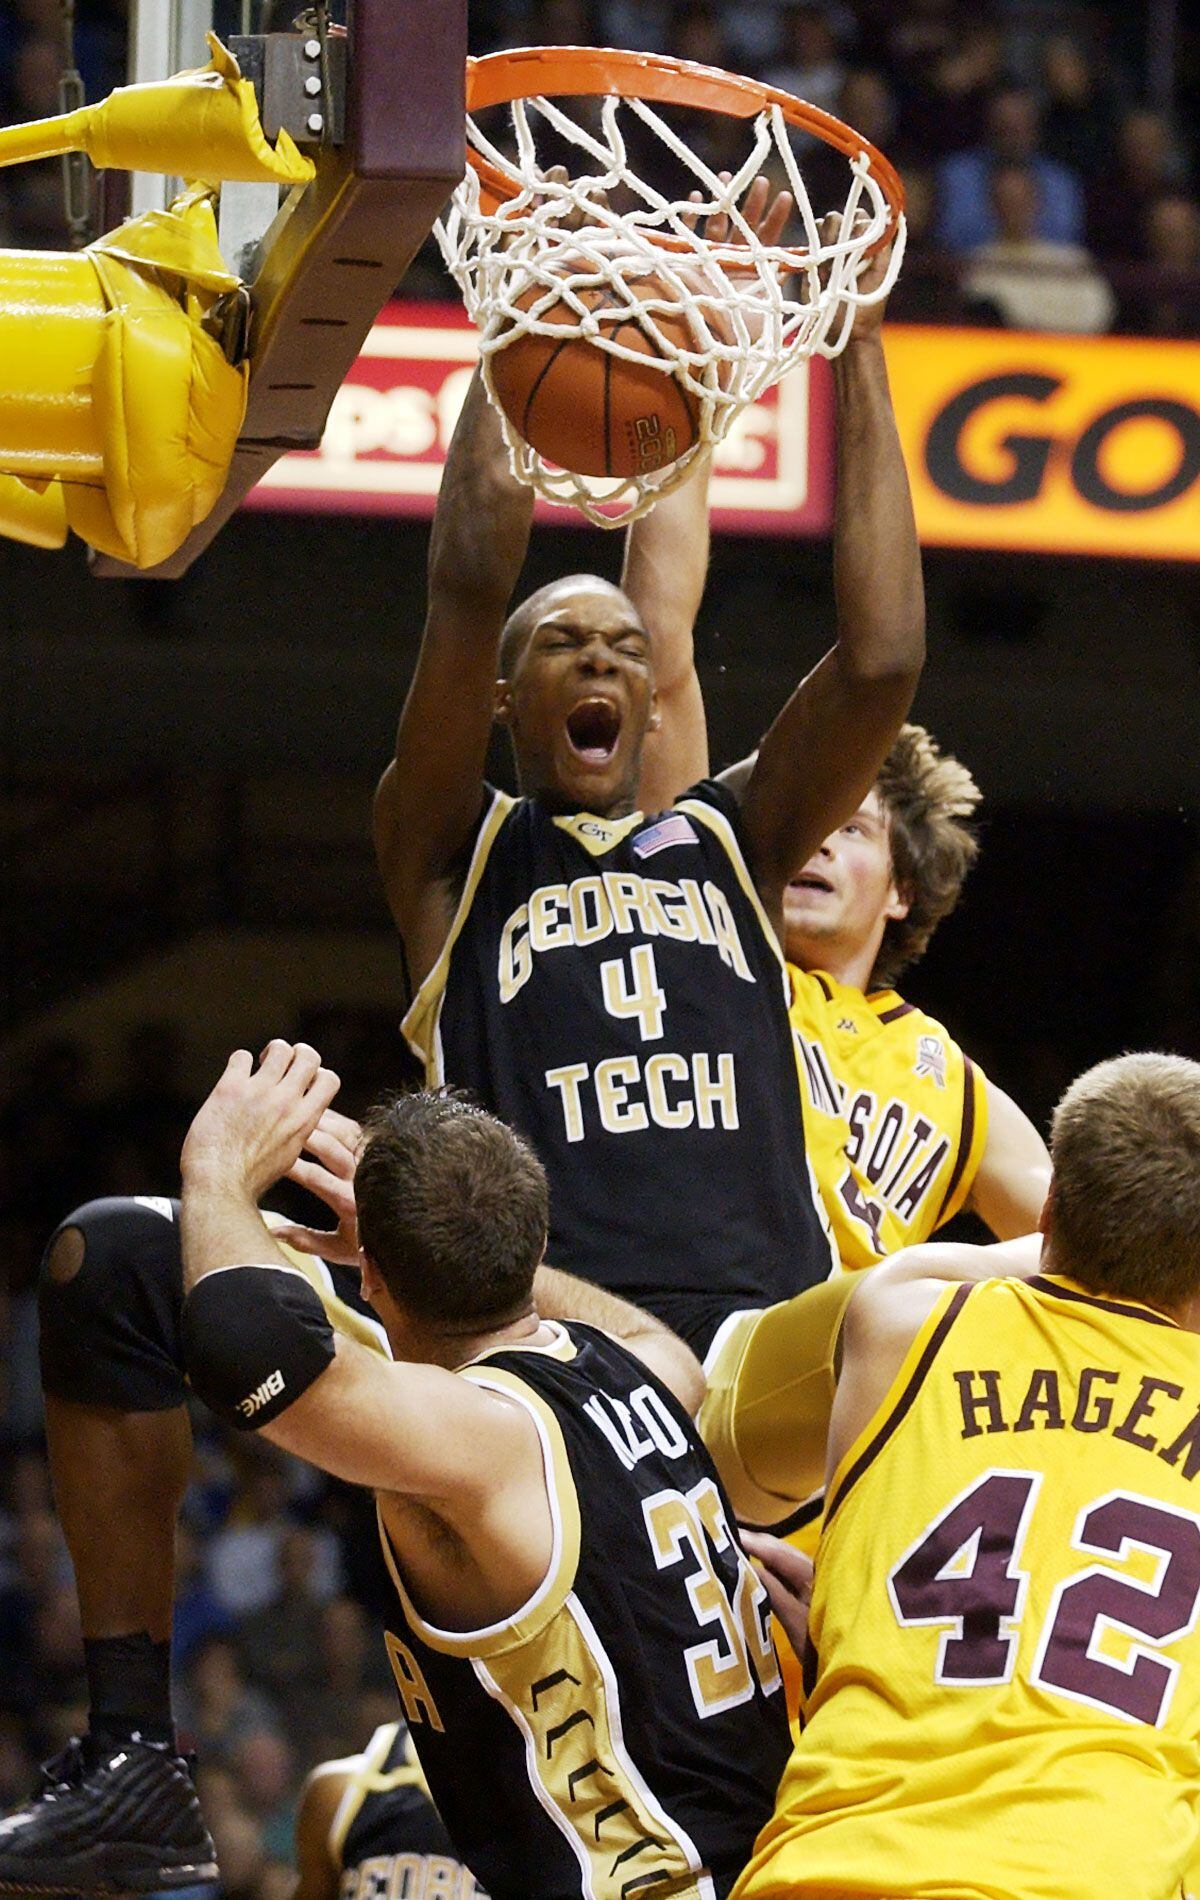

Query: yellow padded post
[[0, 252, 107, 480], [0, 35, 314, 187], [0, 475, 68, 550], [0, 188, 250, 568]]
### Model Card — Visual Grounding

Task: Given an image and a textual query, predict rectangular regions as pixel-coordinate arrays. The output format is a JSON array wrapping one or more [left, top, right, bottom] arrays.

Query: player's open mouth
[[566, 698, 622, 765], [790, 873, 833, 894]]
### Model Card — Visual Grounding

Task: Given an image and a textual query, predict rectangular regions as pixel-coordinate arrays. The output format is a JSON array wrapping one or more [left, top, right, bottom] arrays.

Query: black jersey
[[333, 1723, 485, 1900], [377, 1323, 791, 1900], [402, 780, 834, 1356]]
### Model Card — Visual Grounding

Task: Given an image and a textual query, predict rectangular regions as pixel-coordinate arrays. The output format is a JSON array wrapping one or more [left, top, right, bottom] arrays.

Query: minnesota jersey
[[403, 781, 834, 1356], [789, 967, 988, 1272], [378, 1323, 791, 1900], [736, 1275, 1200, 1900], [333, 1723, 485, 1900]]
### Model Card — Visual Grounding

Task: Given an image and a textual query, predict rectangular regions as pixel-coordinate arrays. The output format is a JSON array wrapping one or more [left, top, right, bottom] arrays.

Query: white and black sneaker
[[0, 1735, 218, 1894]]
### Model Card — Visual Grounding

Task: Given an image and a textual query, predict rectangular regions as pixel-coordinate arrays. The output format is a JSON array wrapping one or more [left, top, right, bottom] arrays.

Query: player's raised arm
[[176, 1045, 543, 1508], [374, 368, 535, 987], [623, 454, 713, 811], [967, 1080, 1053, 1238], [624, 179, 794, 814], [732, 231, 926, 927]]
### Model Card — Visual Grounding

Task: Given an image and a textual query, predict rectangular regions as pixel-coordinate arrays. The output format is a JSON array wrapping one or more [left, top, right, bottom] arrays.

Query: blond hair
[[872, 724, 982, 988], [1048, 1053, 1200, 1309]]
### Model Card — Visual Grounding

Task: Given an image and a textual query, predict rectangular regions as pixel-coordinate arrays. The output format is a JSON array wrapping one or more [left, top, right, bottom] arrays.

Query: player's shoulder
[[867, 990, 985, 1083], [865, 988, 954, 1042], [672, 774, 745, 834], [847, 1239, 1041, 1349], [842, 1250, 955, 1351]]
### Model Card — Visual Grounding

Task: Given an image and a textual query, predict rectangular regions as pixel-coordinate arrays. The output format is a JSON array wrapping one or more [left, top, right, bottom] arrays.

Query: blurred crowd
[[0, 0, 1197, 335], [0, 1432, 400, 1900]]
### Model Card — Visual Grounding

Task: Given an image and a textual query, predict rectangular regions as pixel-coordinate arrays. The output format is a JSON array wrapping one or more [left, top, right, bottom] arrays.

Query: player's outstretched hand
[[274, 1106, 366, 1266], [740, 1529, 814, 1653], [704, 172, 794, 259], [181, 1040, 341, 1204], [679, 171, 794, 285]]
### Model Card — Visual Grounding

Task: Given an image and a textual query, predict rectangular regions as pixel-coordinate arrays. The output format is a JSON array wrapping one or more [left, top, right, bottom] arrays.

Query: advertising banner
[[884, 326, 1200, 562], [247, 300, 834, 537]]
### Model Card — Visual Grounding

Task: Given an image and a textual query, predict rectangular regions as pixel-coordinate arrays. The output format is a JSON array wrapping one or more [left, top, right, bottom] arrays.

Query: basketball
[[488, 272, 706, 480]]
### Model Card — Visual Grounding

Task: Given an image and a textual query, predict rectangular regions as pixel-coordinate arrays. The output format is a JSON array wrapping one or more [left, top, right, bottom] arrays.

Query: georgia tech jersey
[[378, 1323, 791, 1900], [789, 967, 988, 1272], [331, 1723, 484, 1899], [403, 781, 834, 1357], [736, 1275, 1200, 1900]]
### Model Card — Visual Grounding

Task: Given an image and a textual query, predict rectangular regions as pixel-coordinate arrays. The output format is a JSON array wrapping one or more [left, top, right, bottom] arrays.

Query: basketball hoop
[[437, 44, 906, 526]]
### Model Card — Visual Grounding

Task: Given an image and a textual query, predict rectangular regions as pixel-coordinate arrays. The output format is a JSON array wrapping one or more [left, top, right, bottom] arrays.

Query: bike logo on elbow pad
[[238, 1368, 285, 1418]]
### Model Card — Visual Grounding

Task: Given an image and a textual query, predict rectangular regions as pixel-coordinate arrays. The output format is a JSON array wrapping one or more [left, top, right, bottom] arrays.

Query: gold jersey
[[788, 967, 988, 1272], [735, 1273, 1200, 1900]]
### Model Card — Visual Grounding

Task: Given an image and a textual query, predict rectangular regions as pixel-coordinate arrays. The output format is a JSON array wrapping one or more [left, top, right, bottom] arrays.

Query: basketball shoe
[[0, 1734, 217, 1893]]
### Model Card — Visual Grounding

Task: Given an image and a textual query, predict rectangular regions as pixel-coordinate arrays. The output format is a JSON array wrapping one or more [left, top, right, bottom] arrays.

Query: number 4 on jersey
[[887, 1470, 1039, 1684], [602, 944, 666, 1042]]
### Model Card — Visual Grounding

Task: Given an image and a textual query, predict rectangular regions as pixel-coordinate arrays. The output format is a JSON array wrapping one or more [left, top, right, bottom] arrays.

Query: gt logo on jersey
[[384, 1634, 445, 1733]]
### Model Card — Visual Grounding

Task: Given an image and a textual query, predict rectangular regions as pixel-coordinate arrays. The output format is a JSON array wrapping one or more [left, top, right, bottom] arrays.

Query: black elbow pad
[[182, 1266, 336, 1430]]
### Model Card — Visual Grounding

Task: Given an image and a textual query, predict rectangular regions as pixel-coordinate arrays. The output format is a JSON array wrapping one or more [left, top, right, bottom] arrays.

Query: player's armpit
[[966, 1080, 1052, 1239], [260, 1333, 542, 1503]]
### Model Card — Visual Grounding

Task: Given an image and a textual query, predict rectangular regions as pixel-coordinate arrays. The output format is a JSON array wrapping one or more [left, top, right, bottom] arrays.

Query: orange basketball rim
[[463, 43, 905, 264]]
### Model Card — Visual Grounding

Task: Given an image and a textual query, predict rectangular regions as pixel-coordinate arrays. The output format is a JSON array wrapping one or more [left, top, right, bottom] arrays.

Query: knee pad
[[38, 1197, 188, 1410]]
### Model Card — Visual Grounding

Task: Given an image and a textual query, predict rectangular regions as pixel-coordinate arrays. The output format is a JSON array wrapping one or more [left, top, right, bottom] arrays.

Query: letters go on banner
[[885, 326, 1200, 562], [248, 300, 835, 538], [249, 305, 1200, 562]]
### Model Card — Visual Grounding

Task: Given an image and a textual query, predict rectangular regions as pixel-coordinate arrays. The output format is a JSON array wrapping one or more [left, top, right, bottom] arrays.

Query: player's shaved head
[[1047, 1053, 1200, 1310], [499, 575, 642, 679]]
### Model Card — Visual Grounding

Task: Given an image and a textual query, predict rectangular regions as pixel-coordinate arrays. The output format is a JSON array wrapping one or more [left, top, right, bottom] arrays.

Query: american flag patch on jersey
[[632, 814, 700, 859]]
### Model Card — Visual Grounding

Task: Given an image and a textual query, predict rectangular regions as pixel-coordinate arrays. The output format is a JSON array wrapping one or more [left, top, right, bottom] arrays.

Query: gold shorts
[[697, 1275, 859, 1527]]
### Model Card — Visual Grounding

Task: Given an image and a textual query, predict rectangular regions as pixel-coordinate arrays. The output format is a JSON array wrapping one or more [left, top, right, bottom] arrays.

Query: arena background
[[1, 1, 1198, 1893]]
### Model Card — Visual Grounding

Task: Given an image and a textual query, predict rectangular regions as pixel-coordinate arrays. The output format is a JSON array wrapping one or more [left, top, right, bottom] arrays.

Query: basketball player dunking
[[0, 206, 918, 1890], [734, 1053, 1200, 1900], [376, 219, 923, 1364]]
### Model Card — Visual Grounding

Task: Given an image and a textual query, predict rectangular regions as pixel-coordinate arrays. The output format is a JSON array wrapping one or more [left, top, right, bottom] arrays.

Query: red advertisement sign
[[246, 301, 834, 537]]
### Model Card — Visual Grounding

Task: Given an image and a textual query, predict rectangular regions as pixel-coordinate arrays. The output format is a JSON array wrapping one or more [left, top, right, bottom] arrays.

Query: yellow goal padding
[[0, 35, 314, 187], [0, 188, 249, 568]]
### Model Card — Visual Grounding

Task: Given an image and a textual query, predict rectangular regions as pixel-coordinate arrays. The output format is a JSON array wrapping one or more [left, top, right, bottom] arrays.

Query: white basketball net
[[437, 81, 905, 525]]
